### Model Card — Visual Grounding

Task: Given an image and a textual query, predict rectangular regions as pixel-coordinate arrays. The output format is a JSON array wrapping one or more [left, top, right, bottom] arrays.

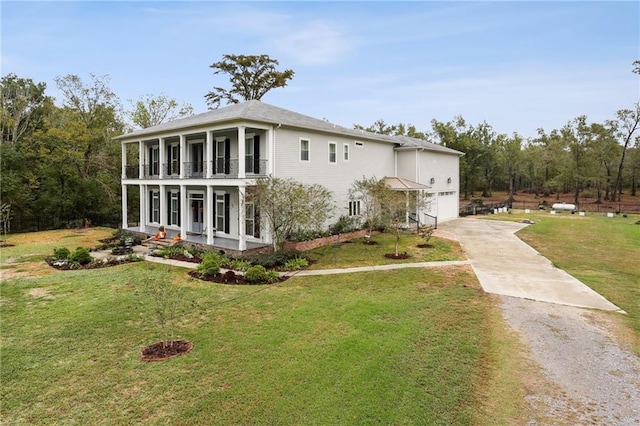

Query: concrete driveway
[[438, 218, 623, 312]]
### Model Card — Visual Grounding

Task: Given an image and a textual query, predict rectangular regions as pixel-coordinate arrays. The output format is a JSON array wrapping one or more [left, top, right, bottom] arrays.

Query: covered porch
[[128, 225, 270, 254]]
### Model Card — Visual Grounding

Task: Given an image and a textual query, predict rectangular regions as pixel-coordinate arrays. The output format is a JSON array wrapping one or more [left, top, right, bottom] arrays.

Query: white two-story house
[[117, 100, 462, 252]]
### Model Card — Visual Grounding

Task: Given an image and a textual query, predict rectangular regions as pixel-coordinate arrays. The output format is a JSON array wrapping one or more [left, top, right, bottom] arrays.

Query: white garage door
[[435, 191, 458, 222]]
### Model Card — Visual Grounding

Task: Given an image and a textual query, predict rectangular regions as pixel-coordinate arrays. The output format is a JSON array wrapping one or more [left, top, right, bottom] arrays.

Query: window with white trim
[[216, 193, 225, 232], [328, 142, 337, 164], [300, 138, 310, 162], [343, 143, 349, 161], [348, 200, 361, 216]]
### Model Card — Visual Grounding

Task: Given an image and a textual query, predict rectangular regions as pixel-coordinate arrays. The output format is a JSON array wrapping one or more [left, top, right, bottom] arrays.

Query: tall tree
[[610, 104, 640, 201], [0, 73, 47, 145], [499, 133, 524, 203], [128, 93, 193, 129], [205, 54, 295, 109]]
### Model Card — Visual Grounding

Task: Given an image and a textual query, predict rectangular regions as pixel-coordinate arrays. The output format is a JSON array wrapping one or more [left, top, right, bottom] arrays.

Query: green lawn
[[306, 233, 465, 270], [488, 210, 640, 347], [0, 229, 525, 425]]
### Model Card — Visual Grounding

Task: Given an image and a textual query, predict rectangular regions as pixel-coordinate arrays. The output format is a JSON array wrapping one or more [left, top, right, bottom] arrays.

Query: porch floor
[[126, 226, 269, 252]]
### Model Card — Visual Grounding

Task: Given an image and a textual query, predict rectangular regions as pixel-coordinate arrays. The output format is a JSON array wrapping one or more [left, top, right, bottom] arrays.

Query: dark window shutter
[[254, 206, 260, 238], [177, 191, 181, 226], [212, 141, 217, 175], [149, 191, 153, 222], [224, 193, 230, 233], [253, 135, 260, 173], [166, 145, 172, 175], [148, 148, 152, 174], [167, 191, 171, 225], [224, 138, 231, 174]]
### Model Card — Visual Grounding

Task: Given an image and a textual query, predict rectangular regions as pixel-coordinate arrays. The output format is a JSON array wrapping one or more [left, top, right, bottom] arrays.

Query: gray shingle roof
[[116, 100, 462, 156]]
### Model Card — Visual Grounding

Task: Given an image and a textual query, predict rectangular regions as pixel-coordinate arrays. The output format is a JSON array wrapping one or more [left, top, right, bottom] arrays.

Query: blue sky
[[2, 1, 638, 138]]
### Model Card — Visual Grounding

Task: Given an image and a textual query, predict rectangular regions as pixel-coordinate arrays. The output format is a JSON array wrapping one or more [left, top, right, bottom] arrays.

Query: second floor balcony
[[130, 159, 268, 180]]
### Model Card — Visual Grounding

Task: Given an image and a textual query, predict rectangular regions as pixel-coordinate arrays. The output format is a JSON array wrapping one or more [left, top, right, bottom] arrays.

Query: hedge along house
[[117, 100, 463, 252]]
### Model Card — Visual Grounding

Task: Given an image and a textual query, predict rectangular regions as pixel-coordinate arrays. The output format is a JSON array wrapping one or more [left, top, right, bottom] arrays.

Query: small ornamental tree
[[349, 176, 387, 238], [137, 265, 184, 348], [248, 177, 334, 251], [0, 203, 12, 242]]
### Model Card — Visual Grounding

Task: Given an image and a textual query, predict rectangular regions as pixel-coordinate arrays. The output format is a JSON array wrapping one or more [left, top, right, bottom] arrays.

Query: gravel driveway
[[438, 218, 640, 425]]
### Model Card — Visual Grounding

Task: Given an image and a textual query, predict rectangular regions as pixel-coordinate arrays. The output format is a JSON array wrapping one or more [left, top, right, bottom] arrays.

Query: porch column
[[122, 185, 128, 229], [179, 135, 187, 179], [121, 142, 127, 179], [205, 131, 212, 178], [206, 185, 214, 245], [139, 184, 147, 233], [159, 184, 167, 226], [180, 184, 188, 239], [267, 126, 275, 175], [238, 186, 246, 251], [138, 141, 144, 179], [159, 138, 165, 179], [238, 126, 246, 178]]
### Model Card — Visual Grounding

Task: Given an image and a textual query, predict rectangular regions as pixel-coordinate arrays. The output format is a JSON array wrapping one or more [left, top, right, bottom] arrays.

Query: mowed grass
[[0, 229, 526, 425], [489, 210, 640, 346], [306, 233, 465, 270]]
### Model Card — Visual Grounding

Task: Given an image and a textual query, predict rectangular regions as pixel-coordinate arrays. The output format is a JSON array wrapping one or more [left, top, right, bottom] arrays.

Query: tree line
[[1, 56, 638, 232], [354, 106, 640, 207]]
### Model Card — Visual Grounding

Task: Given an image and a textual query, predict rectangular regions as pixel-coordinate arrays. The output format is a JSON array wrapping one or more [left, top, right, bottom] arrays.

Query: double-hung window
[[300, 139, 310, 162], [169, 191, 180, 226], [348, 200, 361, 217], [328, 142, 337, 164], [343, 143, 349, 161]]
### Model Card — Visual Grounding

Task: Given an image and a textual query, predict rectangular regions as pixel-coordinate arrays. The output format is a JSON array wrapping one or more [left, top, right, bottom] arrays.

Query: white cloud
[[273, 20, 353, 66]]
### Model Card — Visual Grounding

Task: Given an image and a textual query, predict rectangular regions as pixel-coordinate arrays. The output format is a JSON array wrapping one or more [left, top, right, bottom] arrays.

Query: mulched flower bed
[[384, 253, 410, 259], [417, 244, 433, 248], [140, 340, 193, 362], [188, 270, 288, 285], [45, 257, 142, 270], [0, 243, 15, 248]]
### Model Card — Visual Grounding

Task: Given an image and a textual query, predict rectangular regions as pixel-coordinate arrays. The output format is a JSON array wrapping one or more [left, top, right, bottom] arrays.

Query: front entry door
[[191, 198, 204, 233]]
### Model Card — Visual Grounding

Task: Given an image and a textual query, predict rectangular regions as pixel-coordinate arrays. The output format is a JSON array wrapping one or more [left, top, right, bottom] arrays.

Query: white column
[[238, 126, 246, 178], [206, 185, 214, 244], [267, 126, 274, 175], [121, 142, 127, 179], [180, 184, 188, 238], [159, 184, 167, 226], [238, 186, 246, 251], [180, 135, 187, 179], [138, 141, 144, 179], [159, 138, 165, 178], [205, 131, 212, 178], [139, 184, 147, 233], [122, 185, 128, 229]]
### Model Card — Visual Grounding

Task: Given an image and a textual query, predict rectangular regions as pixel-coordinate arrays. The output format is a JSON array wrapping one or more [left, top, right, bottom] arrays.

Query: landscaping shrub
[[245, 265, 267, 283], [266, 270, 280, 281], [53, 247, 71, 260], [283, 257, 309, 271], [70, 247, 93, 265], [229, 259, 251, 272], [247, 250, 304, 269], [197, 253, 220, 276], [329, 215, 359, 235]]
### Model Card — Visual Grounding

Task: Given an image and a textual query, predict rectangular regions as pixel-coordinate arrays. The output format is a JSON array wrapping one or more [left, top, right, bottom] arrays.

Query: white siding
[[417, 151, 460, 222], [273, 127, 396, 222]]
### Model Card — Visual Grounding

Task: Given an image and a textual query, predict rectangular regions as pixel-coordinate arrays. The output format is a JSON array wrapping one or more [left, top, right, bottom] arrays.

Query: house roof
[[383, 177, 430, 191], [116, 100, 462, 156]]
